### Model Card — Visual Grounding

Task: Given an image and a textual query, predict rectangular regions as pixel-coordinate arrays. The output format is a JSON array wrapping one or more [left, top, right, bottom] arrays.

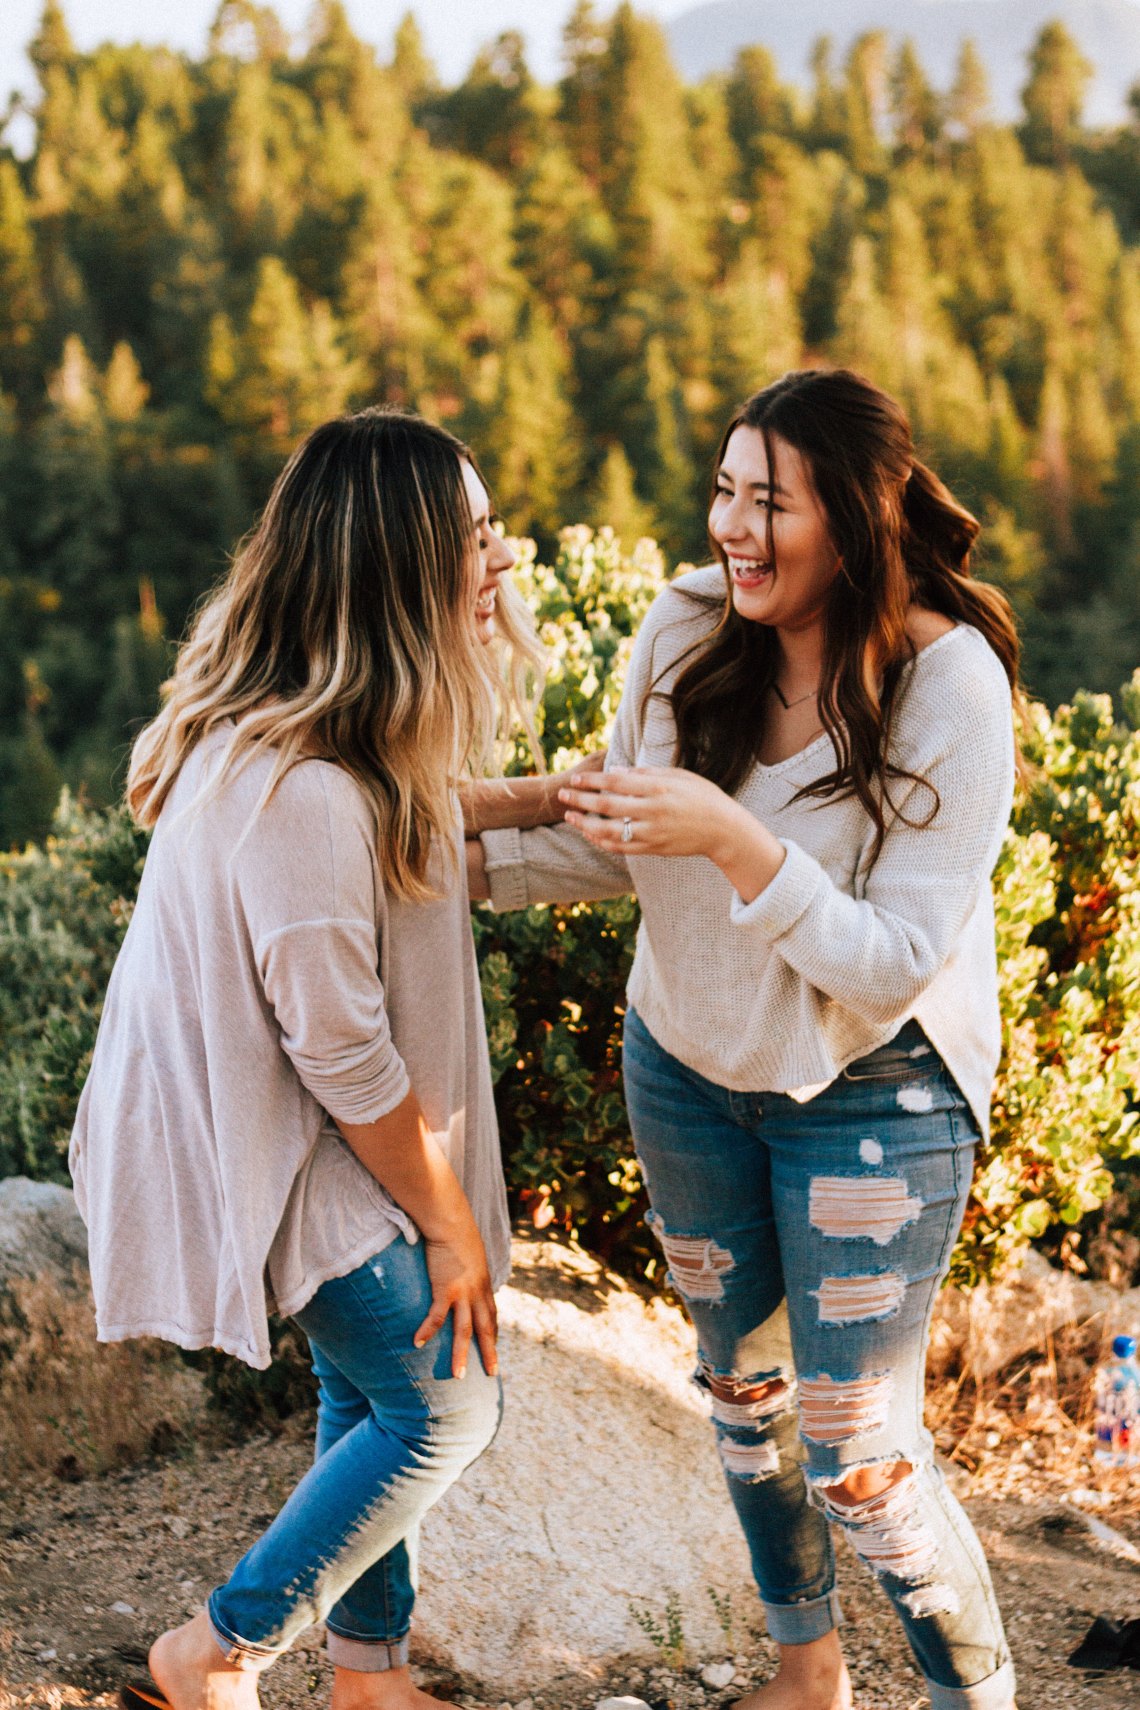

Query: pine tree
[[725, 45, 794, 183], [585, 444, 657, 546], [0, 678, 63, 849], [390, 12, 437, 105], [102, 341, 150, 423], [947, 39, 991, 140], [839, 31, 889, 176], [1020, 22, 1092, 168], [889, 39, 942, 161], [558, 0, 609, 184], [476, 302, 582, 543], [0, 160, 41, 399], [205, 255, 359, 463]]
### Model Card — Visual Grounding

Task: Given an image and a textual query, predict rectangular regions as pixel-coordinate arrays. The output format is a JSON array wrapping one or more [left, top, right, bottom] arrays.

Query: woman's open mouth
[[727, 556, 773, 589], [474, 587, 497, 617]]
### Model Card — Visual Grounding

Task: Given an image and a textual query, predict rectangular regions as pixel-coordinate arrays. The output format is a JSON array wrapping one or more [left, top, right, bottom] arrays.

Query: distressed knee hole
[[648, 1214, 734, 1302], [813, 1271, 906, 1326], [809, 1175, 922, 1245], [700, 1362, 794, 1426], [815, 1467, 940, 1583], [798, 1371, 892, 1444], [717, 1435, 781, 1482]]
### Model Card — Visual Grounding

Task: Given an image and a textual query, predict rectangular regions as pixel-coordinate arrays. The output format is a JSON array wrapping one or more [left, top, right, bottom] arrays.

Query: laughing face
[[708, 426, 841, 634], [462, 458, 516, 645]]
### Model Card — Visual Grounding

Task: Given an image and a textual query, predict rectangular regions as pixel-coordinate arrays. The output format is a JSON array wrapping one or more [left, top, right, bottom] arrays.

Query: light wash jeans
[[622, 1007, 1015, 1710], [207, 1235, 502, 1672]]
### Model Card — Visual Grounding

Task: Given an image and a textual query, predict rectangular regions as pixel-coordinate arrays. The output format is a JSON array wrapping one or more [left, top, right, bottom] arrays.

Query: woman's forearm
[[465, 837, 490, 901], [337, 1086, 471, 1241], [458, 775, 561, 834]]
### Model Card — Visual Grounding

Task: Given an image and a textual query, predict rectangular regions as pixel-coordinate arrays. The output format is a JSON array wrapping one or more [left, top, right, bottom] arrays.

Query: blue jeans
[[623, 1008, 1015, 1710], [207, 1235, 502, 1672]]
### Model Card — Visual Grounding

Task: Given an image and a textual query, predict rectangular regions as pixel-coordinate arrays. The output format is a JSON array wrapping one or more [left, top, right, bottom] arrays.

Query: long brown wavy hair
[[128, 408, 543, 901], [670, 368, 1024, 855]]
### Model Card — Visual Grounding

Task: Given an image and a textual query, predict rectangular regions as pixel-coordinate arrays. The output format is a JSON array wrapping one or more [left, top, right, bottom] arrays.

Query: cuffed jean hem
[[326, 1629, 411, 1672], [762, 1588, 843, 1645], [926, 1658, 1016, 1710], [207, 1606, 279, 1670]]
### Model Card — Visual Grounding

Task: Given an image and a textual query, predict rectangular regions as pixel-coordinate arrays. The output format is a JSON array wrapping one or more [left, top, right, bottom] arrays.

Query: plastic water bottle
[[1093, 1334, 1140, 1467]]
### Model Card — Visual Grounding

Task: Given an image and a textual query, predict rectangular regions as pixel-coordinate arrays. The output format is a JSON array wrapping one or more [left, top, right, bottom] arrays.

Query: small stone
[[36, 1648, 58, 1662], [110, 1600, 135, 1615], [598, 1700, 653, 1710], [700, 1661, 737, 1689]]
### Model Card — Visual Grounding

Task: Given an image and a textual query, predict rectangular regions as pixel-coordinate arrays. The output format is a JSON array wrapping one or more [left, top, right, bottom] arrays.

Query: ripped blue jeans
[[622, 1008, 1014, 1710]]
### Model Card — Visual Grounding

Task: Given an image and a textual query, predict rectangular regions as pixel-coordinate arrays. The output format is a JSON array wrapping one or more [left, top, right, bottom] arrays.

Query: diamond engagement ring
[[621, 816, 633, 843]]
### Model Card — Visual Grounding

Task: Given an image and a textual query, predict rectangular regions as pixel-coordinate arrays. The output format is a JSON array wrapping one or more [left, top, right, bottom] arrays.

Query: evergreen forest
[[3, 0, 1140, 846]]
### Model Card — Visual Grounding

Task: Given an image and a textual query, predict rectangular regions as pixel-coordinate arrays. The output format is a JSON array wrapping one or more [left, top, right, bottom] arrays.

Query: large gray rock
[[0, 1176, 88, 1293], [412, 1238, 752, 1698]]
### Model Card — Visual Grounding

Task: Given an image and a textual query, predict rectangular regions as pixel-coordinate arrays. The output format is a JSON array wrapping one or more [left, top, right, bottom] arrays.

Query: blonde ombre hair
[[128, 408, 544, 901]]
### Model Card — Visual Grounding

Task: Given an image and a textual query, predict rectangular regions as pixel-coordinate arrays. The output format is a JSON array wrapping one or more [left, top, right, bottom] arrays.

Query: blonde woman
[[70, 409, 558, 1710]]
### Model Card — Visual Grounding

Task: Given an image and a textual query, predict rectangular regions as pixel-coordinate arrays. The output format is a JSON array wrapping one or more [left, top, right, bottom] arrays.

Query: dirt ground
[[1, 1423, 1137, 1710], [1, 1233, 1138, 1710]]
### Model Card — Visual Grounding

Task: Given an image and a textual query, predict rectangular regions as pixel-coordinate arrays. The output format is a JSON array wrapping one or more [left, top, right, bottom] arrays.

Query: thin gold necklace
[[772, 680, 818, 710]]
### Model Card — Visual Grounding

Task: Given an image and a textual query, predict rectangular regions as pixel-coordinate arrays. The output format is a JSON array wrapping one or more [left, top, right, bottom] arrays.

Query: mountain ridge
[[666, 0, 1140, 123]]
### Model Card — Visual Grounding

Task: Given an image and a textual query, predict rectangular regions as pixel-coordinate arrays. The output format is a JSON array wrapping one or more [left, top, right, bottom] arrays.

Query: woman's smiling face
[[708, 426, 841, 633]]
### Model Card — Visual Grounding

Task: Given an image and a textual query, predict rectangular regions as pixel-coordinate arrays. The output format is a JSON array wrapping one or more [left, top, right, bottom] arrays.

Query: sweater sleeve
[[728, 637, 1016, 1026], [236, 766, 411, 1123]]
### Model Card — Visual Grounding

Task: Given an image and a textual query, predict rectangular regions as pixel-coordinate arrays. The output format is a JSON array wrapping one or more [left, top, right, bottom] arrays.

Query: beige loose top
[[482, 566, 1016, 1139], [70, 727, 509, 1368]]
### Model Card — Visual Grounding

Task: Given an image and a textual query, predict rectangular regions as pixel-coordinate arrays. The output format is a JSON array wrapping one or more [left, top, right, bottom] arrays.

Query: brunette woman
[[70, 409, 552, 1710], [470, 370, 1020, 1710]]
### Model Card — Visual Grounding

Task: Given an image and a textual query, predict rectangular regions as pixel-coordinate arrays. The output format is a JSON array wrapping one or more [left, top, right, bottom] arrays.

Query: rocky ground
[[1, 1235, 1138, 1710]]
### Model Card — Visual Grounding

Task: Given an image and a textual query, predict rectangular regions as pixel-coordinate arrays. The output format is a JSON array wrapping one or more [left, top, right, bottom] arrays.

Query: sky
[[0, 0, 697, 120]]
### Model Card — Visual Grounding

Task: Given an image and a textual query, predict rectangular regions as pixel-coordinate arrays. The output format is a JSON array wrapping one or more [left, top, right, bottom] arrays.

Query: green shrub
[[0, 792, 147, 1179], [1, 528, 1138, 1299]]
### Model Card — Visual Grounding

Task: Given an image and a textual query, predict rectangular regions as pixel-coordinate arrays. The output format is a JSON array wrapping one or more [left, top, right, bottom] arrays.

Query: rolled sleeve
[[257, 917, 411, 1124], [729, 839, 824, 939], [481, 827, 531, 912]]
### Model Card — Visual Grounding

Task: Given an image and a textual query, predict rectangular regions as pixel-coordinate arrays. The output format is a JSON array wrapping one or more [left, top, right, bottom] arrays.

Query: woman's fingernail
[[456, 1367, 466, 1380]]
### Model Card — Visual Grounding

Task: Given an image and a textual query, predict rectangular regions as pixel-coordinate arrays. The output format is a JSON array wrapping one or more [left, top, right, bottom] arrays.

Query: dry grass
[[0, 1270, 202, 1481], [927, 1316, 1140, 1517]]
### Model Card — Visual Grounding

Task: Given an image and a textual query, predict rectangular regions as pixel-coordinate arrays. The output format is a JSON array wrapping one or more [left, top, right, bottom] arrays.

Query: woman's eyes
[[714, 486, 778, 511]]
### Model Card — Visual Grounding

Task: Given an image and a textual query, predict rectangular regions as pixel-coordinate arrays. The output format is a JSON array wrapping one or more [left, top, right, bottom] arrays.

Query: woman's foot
[[732, 1631, 853, 1710], [330, 1663, 458, 1709], [149, 1613, 263, 1710]]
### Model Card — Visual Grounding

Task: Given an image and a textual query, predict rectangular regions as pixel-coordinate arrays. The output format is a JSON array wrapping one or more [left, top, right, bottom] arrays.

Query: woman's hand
[[414, 1206, 498, 1381], [558, 765, 742, 859], [558, 765, 786, 901]]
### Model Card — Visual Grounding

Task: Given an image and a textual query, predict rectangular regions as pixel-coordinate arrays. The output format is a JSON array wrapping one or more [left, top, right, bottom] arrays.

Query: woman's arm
[[337, 1089, 496, 1380], [458, 750, 608, 834], [242, 770, 496, 1376]]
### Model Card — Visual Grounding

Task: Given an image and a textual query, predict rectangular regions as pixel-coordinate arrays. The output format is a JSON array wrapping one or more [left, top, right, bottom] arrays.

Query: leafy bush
[[0, 793, 147, 1180], [1, 528, 1138, 1295]]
